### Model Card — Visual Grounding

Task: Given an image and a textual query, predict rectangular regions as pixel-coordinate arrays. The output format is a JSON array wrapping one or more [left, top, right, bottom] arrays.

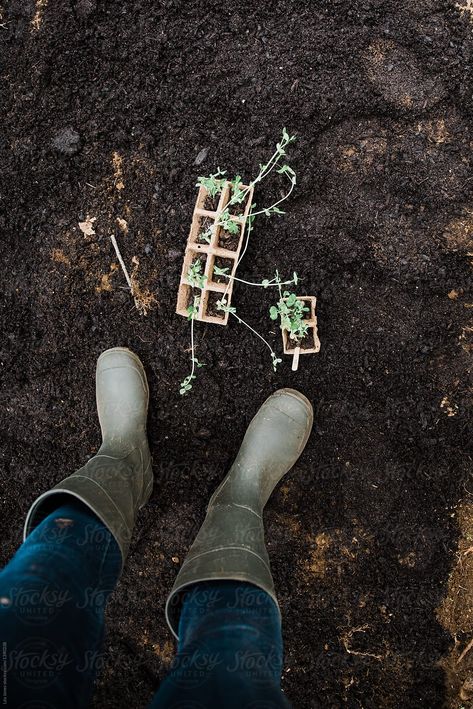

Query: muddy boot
[[165, 388, 313, 638], [24, 347, 153, 568]]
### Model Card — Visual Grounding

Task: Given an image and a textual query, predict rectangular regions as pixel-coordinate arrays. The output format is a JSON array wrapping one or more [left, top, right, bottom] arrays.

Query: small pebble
[[194, 147, 209, 166], [76, 0, 96, 18], [51, 128, 81, 155]]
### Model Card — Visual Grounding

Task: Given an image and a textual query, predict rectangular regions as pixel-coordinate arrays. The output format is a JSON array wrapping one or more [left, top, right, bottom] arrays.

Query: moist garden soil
[[1, 1, 473, 707], [218, 226, 240, 251], [197, 215, 214, 242], [205, 291, 225, 320], [204, 194, 219, 212], [212, 256, 234, 283]]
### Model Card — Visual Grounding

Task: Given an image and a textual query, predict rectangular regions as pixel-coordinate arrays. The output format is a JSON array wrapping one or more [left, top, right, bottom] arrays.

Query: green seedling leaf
[[269, 292, 310, 345], [216, 298, 236, 315], [187, 259, 206, 289], [180, 373, 196, 395], [200, 228, 212, 244], [196, 169, 226, 198], [230, 175, 246, 203]]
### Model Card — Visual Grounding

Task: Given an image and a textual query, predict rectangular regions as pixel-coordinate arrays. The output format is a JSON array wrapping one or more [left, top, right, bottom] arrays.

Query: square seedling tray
[[282, 295, 320, 369], [176, 180, 254, 325]]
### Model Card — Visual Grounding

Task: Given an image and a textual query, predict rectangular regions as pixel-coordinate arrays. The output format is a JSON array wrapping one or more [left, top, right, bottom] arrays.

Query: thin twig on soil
[[457, 638, 473, 664], [110, 234, 133, 290], [341, 625, 384, 661], [110, 234, 154, 315]]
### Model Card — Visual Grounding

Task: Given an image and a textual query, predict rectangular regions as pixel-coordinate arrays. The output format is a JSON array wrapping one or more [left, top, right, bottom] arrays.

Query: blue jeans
[[150, 582, 290, 709], [0, 502, 290, 708]]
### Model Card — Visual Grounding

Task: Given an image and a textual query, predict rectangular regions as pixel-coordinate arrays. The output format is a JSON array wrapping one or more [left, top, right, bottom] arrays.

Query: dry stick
[[110, 234, 133, 291], [110, 232, 148, 316], [341, 625, 384, 661], [457, 638, 473, 664]]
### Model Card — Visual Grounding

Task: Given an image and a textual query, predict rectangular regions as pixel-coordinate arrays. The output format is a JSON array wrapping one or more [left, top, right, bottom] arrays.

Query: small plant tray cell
[[191, 215, 215, 245], [282, 296, 321, 355], [194, 183, 227, 214], [223, 183, 252, 217], [176, 179, 254, 326], [203, 193, 219, 211], [203, 290, 226, 321], [209, 255, 236, 285], [176, 251, 206, 316], [217, 225, 240, 251]]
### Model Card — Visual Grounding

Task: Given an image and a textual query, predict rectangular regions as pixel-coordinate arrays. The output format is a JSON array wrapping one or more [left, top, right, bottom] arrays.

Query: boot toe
[[97, 348, 148, 396], [266, 388, 313, 430], [96, 347, 149, 435], [98, 347, 145, 372]]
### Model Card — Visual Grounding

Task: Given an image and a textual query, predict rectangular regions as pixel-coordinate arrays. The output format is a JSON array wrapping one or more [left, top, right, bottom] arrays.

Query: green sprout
[[186, 258, 206, 289], [270, 291, 309, 343], [229, 174, 246, 203], [199, 228, 213, 244], [219, 209, 240, 234], [196, 168, 226, 198]]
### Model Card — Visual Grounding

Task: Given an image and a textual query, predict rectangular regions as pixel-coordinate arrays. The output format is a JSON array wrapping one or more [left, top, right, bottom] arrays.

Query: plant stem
[[215, 134, 293, 224], [189, 305, 196, 380], [229, 310, 276, 358], [249, 173, 295, 218], [218, 273, 295, 288], [221, 146, 281, 214]]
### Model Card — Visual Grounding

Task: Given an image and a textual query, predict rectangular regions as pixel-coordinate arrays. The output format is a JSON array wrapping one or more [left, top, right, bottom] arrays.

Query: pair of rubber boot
[[24, 348, 313, 638]]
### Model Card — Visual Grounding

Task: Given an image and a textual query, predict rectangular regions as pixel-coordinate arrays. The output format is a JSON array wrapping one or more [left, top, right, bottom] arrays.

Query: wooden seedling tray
[[176, 180, 254, 325], [282, 295, 320, 370]]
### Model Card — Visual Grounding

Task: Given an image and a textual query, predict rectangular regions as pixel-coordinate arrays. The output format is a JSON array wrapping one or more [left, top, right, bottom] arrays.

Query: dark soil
[[196, 215, 214, 243], [211, 256, 235, 283], [203, 193, 220, 212], [205, 291, 225, 319], [185, 286, 199, 310], [1, 1, 473, 708], [218, 226, 241, 251], [228, 190, 248, 216], [299, 328, 316, 350]]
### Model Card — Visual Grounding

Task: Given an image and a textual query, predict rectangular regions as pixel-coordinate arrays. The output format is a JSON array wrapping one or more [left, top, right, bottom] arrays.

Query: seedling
[[196, 169, 226, 198], [270, 289, 321, 371], [177, 129, 312, 394], [270, 292, 310, 343], [186, 258, 206, 290], [219, 210, 240, 234]]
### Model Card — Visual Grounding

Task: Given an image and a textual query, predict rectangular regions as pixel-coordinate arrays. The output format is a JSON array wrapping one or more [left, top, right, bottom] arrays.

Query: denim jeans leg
[[0, 500, 121, 709], [150, 581, 291, 709]]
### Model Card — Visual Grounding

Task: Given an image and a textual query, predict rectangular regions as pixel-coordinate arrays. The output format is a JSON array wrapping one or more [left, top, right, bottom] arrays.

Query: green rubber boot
[[24, 347, 153, 568], [165, 388, 313, 638]]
